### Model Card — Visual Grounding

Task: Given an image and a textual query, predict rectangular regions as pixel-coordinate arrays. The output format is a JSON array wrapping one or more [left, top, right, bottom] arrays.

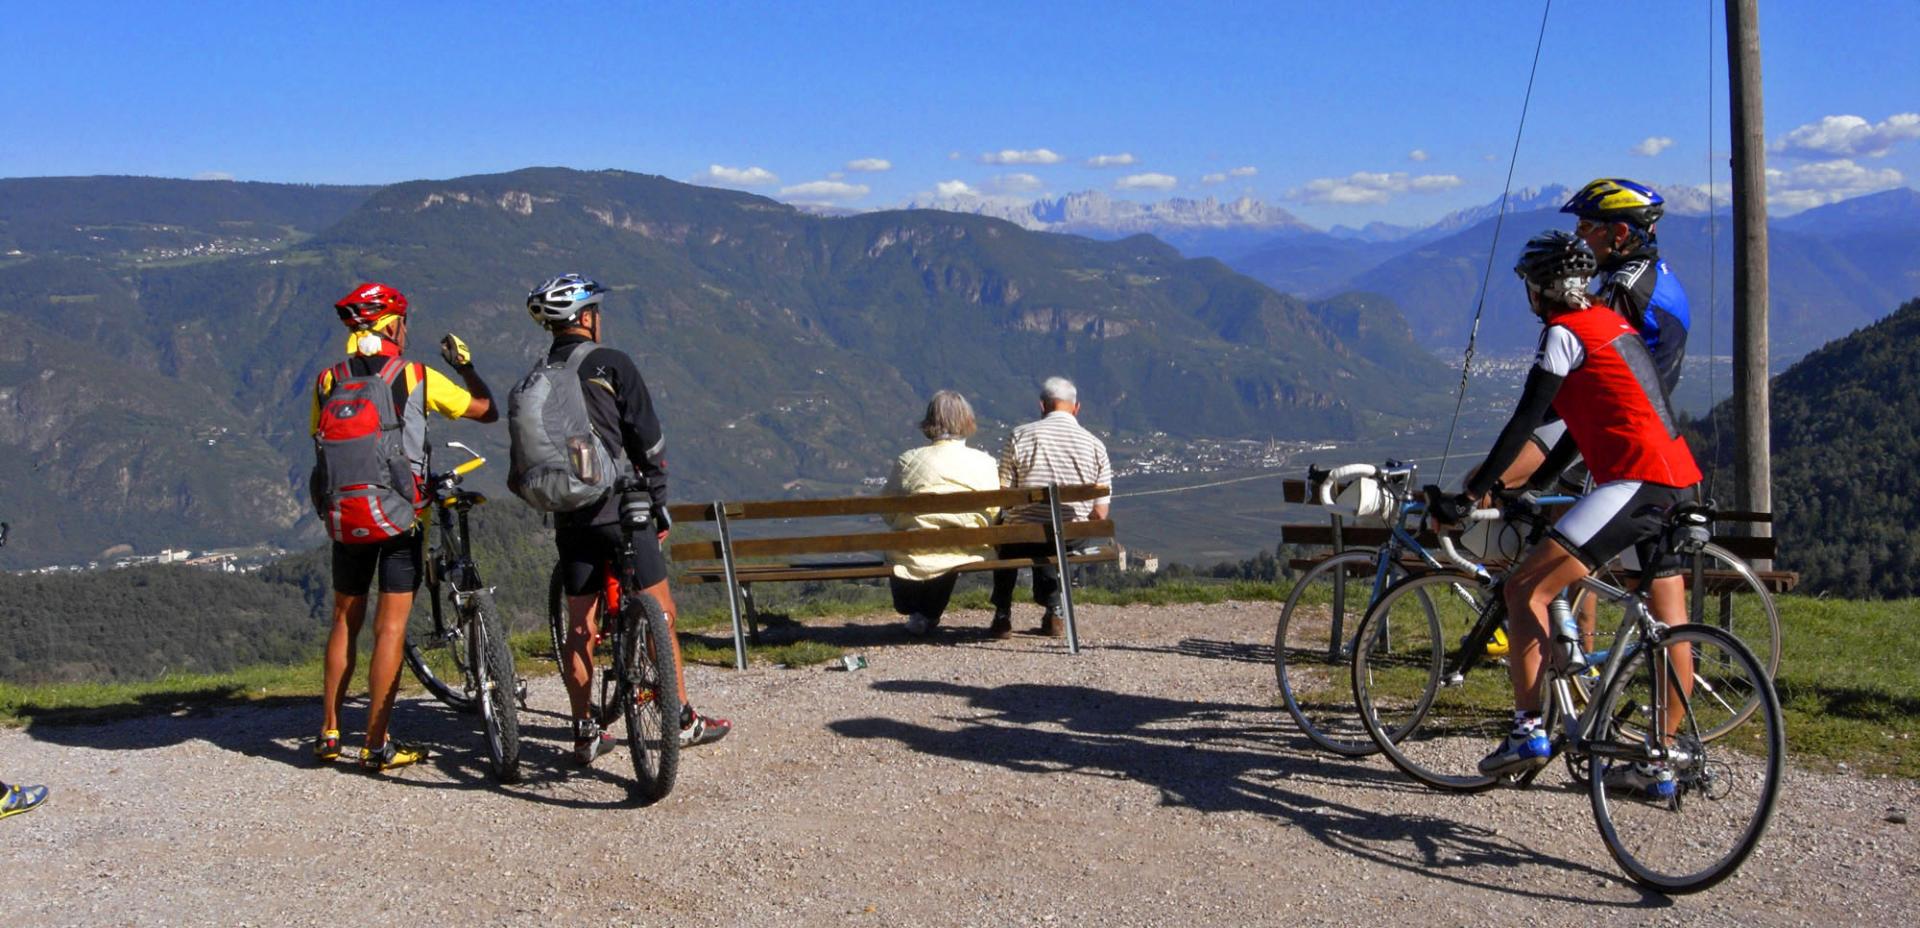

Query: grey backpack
[[507, 343, 623, 512]]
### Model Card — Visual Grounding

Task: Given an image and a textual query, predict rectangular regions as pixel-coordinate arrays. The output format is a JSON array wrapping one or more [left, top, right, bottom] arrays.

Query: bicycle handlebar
[[1314, 463, 1380, 506]]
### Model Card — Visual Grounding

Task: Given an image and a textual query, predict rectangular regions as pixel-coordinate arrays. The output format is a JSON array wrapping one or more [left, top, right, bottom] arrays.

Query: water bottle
[[1549, 596, 1586, 670]]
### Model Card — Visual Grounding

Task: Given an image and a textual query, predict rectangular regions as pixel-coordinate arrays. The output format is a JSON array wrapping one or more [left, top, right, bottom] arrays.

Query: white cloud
[[978, 148, 1063, 165], [778, 180, 871, 202], [1200, 166, 1255, 185], [1287, 171, 1464, 205], [194, 171, 234, 181], [1085, 153, 1137, 168], [1408, 149, 1429, 162], [1765, 158, 1905, 212], [845, 158, 892, 173], [934, 179, 979, 198], [1115, 172, 1178, 191], [948, 151, 963, 161], [693, 164, 779, 188], [1631, 136, 1676, 157], [1773, 113, 1920, 159], [986, 172, 1044, 194]]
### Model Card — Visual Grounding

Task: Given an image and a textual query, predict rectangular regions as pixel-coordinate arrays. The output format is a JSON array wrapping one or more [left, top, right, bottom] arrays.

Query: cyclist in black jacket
[[525, 275, 731, 765]]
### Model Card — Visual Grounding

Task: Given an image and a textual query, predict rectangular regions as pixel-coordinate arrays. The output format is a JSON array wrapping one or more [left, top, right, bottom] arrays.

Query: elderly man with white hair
[[988, 376, 1113, 638]]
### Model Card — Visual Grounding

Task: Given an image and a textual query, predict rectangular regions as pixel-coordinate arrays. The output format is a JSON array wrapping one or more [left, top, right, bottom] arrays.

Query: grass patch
[[1770, 596, 1920, 777]]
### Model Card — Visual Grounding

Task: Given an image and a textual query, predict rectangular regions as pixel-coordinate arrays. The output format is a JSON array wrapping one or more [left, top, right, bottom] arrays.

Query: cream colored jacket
[[882, 439, 1001, 581]]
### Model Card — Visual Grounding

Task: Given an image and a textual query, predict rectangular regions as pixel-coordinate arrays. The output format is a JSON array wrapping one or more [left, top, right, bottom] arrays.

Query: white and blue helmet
[[526, 273, 607, 327]]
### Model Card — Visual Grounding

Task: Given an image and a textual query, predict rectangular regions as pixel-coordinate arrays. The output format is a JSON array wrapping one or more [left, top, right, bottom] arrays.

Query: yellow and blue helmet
[[1560, 178, 1664, 229]]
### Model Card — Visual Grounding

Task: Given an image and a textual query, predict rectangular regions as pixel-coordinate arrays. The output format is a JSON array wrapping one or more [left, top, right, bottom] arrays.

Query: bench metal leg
[[714, 500, 749, 670], [1047, 484, 1080, 655]]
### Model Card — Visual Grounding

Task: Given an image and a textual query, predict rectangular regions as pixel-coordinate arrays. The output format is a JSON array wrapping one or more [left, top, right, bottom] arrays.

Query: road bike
[[1276, 463, 1780, 756], [545, 477, 682, 801], [1351, 492, 1783, 893], [401, 441, 524, 783], [1275, 462, 1575, 755]]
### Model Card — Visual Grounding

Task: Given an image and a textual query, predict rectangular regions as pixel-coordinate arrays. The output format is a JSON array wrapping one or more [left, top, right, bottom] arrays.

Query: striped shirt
[[998, 411, 1113, 523]]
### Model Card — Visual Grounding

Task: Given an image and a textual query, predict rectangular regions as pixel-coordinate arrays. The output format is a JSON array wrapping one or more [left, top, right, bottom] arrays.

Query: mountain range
[[0, 169, 1449, 567]]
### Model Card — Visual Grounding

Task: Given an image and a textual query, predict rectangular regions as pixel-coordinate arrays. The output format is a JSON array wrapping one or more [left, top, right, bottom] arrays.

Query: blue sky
[[6, 1, 1916, 225]]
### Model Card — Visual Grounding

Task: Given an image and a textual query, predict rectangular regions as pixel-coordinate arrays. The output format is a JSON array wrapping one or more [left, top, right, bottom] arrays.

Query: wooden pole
[[1726, 0, 1772, 561]]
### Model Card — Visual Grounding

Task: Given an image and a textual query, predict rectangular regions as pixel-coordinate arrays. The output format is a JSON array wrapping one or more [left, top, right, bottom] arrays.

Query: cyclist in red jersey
[[1429, 232, 1700, 794]]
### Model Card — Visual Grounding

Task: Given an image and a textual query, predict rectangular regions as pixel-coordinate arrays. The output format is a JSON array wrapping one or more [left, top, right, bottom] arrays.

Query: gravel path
[[3, 601, 1915, 926]]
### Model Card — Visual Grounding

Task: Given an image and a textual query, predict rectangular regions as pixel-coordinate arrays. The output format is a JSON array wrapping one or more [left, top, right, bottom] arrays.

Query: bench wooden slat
[[665, 485, 1110, 523], [677, 550, 1121, 585], [669, 519, 1115, 562]]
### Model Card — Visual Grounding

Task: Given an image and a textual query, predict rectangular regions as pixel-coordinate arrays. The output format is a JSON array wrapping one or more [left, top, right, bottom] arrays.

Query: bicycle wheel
[[1275, 549, 1396, 756], [621, 592, 682, 802], [465, 591, 523, 783], [548, 562, 569, 672], [1577, 543, 1779, 741], [1352, 570, 1509, 792], [1589, 623, 1782, 894], [405, 594, 478, 714]]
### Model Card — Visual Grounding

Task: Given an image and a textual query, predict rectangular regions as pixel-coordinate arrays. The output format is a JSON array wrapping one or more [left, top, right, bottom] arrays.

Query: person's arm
[[609, 352, 670, 536], [1464, 367, 1564, 499], [1090, 441, 1113, 521], [1461, 325, 1581, 500], [1527, 434, 1582, 494], [881, 454, 910, 531], [439, 334, 497, 422]]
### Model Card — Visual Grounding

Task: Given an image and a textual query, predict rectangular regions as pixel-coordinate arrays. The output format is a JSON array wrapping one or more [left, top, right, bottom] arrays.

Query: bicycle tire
[[405, 594, 478, 714], [621, 591, 682, 802], [1352, 569, 1507, 793], [466, 592, 523, 783], [1588, 623, 1783, 894], [548, 562, 569, 673], [1275, 549, 1398, 756], [1575, 543, 1779, 741]]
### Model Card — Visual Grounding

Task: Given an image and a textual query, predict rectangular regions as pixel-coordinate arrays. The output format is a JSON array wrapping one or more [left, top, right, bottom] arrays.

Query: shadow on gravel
[[19, 694, 654, 808], [1094, 637, 1274, 666], [831, 680, 1673, 907]]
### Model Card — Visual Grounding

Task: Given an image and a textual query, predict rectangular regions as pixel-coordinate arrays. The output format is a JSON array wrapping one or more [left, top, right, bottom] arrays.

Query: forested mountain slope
[[0, 168, 1449, 566]]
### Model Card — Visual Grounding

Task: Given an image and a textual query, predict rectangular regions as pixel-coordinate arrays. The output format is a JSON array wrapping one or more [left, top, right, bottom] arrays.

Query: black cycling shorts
[[1549, 481, 1692, 577], [330, 530, 423, 595], [555, 522, 669, 597]]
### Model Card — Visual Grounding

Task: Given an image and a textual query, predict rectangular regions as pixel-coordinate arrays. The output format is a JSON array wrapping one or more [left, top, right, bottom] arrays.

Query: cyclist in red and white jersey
[[1429, 232, 1700, 794]]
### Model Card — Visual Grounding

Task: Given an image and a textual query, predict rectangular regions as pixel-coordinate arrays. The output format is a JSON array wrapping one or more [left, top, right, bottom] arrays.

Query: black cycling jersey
[[547, 334, 669, 530]]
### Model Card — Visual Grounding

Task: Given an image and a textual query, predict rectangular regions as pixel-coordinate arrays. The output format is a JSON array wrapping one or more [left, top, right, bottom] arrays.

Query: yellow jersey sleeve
[[416, 365, 474, 420], [309, 368, 332, 436]]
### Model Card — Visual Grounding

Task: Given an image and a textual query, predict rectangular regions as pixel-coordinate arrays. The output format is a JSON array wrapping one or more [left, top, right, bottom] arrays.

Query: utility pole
[[1726, 0, 1772, 560]]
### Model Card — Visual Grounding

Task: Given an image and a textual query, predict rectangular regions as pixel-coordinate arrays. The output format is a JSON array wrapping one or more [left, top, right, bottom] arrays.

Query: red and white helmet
[[334, 282, 410, 330]]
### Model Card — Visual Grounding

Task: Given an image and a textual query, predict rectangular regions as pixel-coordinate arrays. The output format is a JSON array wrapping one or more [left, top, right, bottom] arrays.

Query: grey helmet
[[526, 274, 607, 327]]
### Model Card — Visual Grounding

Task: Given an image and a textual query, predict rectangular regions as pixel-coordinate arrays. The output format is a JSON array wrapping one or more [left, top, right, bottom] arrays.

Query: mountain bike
[[1351, 493, 1783, 893], [401, 441, 524, 783], [544, 477, 682, 801]]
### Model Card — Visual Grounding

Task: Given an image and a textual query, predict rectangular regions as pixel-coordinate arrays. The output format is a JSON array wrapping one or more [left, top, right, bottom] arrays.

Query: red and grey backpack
[[309, 358, 423, 544]]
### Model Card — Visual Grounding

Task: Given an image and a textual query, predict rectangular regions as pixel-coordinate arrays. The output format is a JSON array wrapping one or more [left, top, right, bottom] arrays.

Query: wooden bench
[[664, 484, 1119, 667], [1275, 478, 1801, 594]]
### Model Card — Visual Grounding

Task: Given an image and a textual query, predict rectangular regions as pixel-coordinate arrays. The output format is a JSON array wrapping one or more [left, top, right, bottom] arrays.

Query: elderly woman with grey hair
[[881, 390, 1000, 636]]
